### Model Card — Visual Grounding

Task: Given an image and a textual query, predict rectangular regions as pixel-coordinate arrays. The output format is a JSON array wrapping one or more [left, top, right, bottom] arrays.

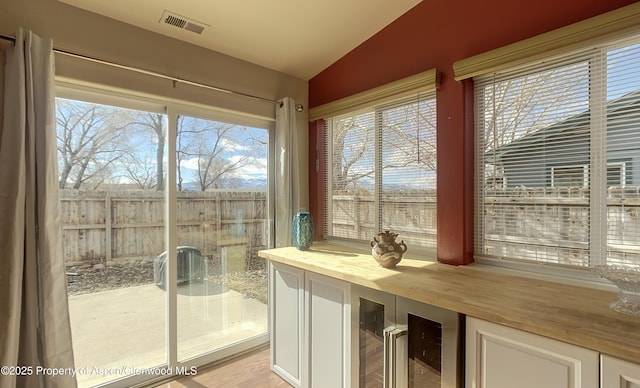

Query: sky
[[55, 99, 269, 190]]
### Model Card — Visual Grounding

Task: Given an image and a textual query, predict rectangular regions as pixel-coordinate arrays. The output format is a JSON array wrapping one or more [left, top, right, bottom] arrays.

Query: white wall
[[0, 0, 309, 211], [0, 0, 308, 120]]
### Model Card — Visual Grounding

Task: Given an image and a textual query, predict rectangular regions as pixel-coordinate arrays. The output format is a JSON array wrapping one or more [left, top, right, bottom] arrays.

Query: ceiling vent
[[160, 10, 208, 35]]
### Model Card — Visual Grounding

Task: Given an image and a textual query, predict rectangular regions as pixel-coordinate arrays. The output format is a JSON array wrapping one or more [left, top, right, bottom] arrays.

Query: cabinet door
[[466, 317, 598, 388], [395, 297, 460, 388], [601, 355, 640, 388], [305, 272, 351, 388], [351, 285, 397, 388], [269, 262, 305, 387]]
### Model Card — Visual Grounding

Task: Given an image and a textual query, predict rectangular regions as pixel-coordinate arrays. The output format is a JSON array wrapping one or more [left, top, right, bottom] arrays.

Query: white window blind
[[475, 35, 640, 268], [326, 94, 437, 252]]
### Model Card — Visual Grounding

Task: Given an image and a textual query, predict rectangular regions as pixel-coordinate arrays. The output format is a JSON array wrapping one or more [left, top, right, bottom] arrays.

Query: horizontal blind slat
[[475, 34, 640, 269], [326, 93, 438, 252]]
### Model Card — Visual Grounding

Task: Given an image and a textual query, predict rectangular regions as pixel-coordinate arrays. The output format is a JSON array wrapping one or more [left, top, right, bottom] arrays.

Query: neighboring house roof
[[489, 90, 640, 162]]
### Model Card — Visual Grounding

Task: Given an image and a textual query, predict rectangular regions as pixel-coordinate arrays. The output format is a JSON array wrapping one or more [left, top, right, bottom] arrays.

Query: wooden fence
[[331, 192, 437, 249], [330, 186, 640, 264], [483, 186, 640, 265], [62, 186, 640, 266], [60, 190, 268, 266]]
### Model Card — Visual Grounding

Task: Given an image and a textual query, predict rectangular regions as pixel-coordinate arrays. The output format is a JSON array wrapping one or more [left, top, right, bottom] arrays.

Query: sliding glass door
[[173, 111, 269, 362], [58, 87, 271, 387]]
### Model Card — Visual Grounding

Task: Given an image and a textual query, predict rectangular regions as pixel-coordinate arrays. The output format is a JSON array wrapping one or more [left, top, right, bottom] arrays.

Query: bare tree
[[128, 112, 166, 190], [195, 145, 260, 190], [331, 114, 375, 191], [331, 99, 437, 192], [56, 99, 130, 189], [480, 63, 589, 152], [176, 116, 187, 191], [479, 63, 589, 188], [380, 101, 437, 172], [119, 153, 159, 189], [177, 116, 264, 191]]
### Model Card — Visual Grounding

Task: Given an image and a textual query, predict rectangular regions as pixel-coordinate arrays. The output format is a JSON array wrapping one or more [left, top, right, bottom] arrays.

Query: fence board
[[60, 190, 268, 266], [483, 186, 640, 265], [331, 194, 437, 247]]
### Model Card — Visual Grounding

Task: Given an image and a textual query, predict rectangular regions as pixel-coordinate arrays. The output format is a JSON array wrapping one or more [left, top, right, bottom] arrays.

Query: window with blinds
[[475, 35, 640, 268], [326, 94, 437, 253]]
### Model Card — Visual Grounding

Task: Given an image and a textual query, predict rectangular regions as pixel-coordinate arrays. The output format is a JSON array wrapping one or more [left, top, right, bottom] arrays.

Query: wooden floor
[[153, 346, 292, 388]]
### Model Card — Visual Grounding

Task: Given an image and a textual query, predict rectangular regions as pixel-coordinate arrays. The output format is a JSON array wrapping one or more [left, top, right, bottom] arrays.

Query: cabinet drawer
[[466, 317, 598, 388]]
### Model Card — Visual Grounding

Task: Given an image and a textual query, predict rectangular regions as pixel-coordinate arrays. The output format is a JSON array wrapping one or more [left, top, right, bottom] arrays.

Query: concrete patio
[[68, 281, 268, 387]]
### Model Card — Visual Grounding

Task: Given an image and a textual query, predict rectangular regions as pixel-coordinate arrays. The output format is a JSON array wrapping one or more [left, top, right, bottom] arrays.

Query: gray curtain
[[275, 97, 307, 248], [0, 29, 77, 388]]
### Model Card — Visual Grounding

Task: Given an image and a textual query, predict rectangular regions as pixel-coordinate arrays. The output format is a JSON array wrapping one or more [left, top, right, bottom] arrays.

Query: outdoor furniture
[[153, 246, 205, 290]]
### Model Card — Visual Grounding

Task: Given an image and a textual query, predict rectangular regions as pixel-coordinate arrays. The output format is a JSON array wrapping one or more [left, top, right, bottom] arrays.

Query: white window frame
[[550, 162, 627, 188], [325, 95, 438, 258], [550, 165, 589, 187], [451, 3, 640, 284], [55, 80, 275, 388], [325, 106, 376, 242], [470, 36, 640, 280], [310, 69, 440, 258], [607, 162, 627, 187]]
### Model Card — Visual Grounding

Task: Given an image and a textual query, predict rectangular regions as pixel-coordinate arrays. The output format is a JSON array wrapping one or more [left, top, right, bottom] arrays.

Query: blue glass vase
[[292, 211, 314, 250]]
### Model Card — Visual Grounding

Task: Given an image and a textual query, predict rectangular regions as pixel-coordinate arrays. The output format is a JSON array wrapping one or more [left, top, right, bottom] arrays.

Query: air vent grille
[[160, 10, 208, 35], [184, 23, 205, 34], [164, 14, 187, 29]]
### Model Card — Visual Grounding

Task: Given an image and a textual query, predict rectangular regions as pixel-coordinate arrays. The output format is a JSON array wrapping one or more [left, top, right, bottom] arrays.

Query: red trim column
[[308, 120, 326, 241], [436, 74, 474, 265]]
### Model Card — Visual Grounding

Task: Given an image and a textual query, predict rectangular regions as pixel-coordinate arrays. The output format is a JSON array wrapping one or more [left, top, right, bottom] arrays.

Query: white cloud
[[220, 138, 252, 152], [232, 156, 268, 180], [181, 157, 200, 171]]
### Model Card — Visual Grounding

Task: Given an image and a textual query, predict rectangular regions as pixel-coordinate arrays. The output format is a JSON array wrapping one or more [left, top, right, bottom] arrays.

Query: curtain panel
[[274, 97, 308, 248], [0, 29, 76, 388], [275, 98, 295, 247]]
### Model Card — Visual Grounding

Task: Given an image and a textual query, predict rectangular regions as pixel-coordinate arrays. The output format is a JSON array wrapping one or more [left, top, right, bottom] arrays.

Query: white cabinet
[[601, 355, 640, 388], [466, 317, 599, 388], [269, 262, 305, 387], [269, 262, 351, 388], [305, 271, 351, 388]]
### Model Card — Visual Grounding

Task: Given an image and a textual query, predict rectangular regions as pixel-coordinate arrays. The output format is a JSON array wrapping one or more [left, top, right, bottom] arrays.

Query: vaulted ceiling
[[56, 0, 422, 80]]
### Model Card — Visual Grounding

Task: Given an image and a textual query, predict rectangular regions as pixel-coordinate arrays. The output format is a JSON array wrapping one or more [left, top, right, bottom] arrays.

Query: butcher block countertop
[[259, 242, 640, 364]]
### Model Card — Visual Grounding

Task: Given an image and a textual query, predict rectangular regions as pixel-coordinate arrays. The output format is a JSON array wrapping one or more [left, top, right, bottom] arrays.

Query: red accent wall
[[309, 120, 326, 241], [308, 0, 637, 265]]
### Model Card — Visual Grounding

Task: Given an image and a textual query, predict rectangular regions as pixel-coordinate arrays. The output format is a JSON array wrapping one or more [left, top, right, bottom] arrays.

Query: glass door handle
[[383, 326, 394, 388], [383, 327, 408, 388], [389, 327, 408, 388]]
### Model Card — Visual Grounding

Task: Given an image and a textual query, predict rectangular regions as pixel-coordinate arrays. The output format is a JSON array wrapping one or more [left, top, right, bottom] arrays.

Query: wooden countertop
[[259, 242, 640, 364]]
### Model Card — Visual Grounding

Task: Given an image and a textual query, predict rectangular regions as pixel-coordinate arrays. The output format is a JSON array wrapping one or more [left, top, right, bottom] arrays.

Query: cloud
[[181, 157, 201, 171], [220, 138, 252, 152], [231, 156, 268, 180]]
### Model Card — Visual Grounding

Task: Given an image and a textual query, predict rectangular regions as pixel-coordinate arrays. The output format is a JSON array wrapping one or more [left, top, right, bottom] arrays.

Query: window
[[550, 162, 629, 187], [57, 86, 272, 387], [551, 165, 588, 187], [475, 35, 640, 269], [326, 93, 437, 253], [607, 161, 628, 186]]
